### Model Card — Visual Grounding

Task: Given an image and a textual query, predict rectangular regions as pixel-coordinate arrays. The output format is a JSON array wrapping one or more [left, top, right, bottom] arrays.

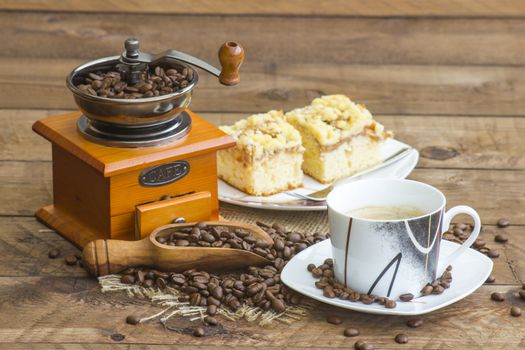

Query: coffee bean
[[156, 277, 167, 289], [518, 290, 525, 300], [126, 315, 140, 325], [311, 268, 323, 277], [121, 274, 135, 284], [287, 232, 302, 243], [65, 255, 78, 266], [274, 239, 285, 251], [491, 292, 505, 302], [395, 333, 409, 344], [48, 248, 61, 259], [137, 270, 145, 283], [359, 294, 374, 305], [271, 298, 286, 313], [343, 328, 360, 337], [487, 249, 500, 258], [190, 293, 202, 306], [406, 318, 423, 328], [453, 228, 464, 236], [202, 233, 216, 243], [473, 238, 486, 249], [433, 285, 445, 294], [204, 316, 218, 325], [485, 275, 496, 283], [399, 293, 414, 302], [193, 327, 205, 337], [110, 333, 125, 341], [211, 285, 224, 300], [354, 341, 365, 350], [355, 341, 374, 350], [323, 287, 336, 298], [326, 315, 343, 325], [272, 223, 286, 232], [497, 218, 510, 228], [494, 234, 509, 243], [421, 285, 434, 295], [384, 299, 397, 309], [196, 222, 208, 229], [207, 304, 217, 316], [510, 306, 522, 317], [143, 279, 154, 288]]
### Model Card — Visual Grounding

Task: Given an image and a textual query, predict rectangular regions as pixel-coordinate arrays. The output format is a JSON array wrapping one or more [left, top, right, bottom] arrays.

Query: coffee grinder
[[33, 38, 244, 248]]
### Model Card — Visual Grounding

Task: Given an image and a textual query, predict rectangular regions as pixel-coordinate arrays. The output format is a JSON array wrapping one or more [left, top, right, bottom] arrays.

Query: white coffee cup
[[327, 179, 481, 299]]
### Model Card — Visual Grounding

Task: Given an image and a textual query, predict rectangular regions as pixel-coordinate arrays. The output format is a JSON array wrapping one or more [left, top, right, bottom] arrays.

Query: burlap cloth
[[219, 203, 329, 235], [98, 203, 327, 326]]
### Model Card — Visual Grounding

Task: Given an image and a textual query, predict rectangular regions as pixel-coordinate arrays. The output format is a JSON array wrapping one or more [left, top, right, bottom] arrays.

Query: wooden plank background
[[0, 1, 524, 349]]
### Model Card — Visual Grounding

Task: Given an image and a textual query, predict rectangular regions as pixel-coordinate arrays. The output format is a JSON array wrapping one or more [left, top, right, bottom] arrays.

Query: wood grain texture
[[51, 145, 110, 237], [2, 13, 525, 65], [36, 205, 105, 249], [136, 191, 213, 239], [3, 0, 525, 17], [0, 2, 524, 348], [2, 58, 525, 115], [2, 110, 525, 170], [33, 111, 235, 176], [0, 276, 522, 348], [3, 162, 525, 224], [2, 217, 520, 283], [0, 217, 85, 277]]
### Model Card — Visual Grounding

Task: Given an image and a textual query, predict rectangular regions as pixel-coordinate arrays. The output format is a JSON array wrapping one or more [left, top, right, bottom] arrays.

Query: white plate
[[218, 138, 419, 211], [281, 239, 493, 316]]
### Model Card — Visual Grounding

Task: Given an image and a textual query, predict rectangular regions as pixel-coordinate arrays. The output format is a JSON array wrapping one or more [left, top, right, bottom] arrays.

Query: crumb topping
[[220, 110, 304, 159], [285, 95, 392, 146]]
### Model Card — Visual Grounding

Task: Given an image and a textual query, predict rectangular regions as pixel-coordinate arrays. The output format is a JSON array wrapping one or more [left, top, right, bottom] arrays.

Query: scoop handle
[[218, 42, 244, 85], [82, 238, 154, 277]]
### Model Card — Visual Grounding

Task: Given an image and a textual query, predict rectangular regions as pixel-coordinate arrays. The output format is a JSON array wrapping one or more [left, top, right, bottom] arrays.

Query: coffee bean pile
[[309, 258, 397, 309], [308, 259, 453, 308], [419, 265, 453, 296], [121, 222, 327, 320], [76, 65, 194, 99], [443, 222, 503, 259], [155, 222, 322, 261]]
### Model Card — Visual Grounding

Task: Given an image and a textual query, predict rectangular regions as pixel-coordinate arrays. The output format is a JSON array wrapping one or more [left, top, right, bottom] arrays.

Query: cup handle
[[437, 205, 481, 276]]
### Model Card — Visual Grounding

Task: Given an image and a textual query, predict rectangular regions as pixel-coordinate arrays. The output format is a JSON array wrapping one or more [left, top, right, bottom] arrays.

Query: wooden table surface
[[1, 1, 524, 349]]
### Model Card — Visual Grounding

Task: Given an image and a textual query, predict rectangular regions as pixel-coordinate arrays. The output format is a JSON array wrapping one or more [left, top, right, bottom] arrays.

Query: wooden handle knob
[[82, 238, 153, 277], [218, 41, 244, 86]]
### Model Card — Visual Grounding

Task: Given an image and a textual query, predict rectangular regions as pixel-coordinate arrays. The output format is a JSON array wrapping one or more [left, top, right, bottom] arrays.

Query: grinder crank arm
[[122, 39, 244, 86]]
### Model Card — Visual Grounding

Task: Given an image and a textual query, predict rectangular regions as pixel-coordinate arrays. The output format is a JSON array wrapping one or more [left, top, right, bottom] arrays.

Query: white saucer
[[219, 139, 418, 211], [281, 239, 493, 315]]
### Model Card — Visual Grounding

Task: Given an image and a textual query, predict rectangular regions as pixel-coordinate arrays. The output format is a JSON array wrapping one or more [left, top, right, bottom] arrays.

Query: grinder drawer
[[135, 191, 213, 239]]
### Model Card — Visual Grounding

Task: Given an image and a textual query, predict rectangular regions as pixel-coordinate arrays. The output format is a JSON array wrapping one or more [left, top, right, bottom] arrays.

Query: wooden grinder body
[[33, 110, 235, 248]]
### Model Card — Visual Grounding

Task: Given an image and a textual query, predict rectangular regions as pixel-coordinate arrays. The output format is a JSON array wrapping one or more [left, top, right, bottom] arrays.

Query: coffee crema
[[347, 205, 425, 220]]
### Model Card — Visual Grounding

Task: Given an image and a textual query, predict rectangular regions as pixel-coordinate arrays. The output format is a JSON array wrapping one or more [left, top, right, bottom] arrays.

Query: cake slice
[[217, 111, 305, 196], [285, 95, 392, 184]]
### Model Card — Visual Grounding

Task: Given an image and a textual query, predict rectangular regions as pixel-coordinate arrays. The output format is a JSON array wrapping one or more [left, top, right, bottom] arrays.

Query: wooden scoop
[[82, 221, 273, 277]]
